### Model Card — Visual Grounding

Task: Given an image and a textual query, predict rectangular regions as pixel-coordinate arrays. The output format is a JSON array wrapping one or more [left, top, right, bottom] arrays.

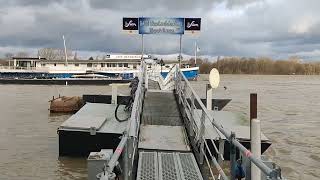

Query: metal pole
[[206, 84, 212, 110], [218, 138, 225, 164], [195, 41, 197, 67], [179, 34, 182, 68], [199, 109, 205, 165], [62, 35, 68, 66], [141, 34, 144, 61], [112, 84, 117, 105], [230, 132, 236, 180], [250, 93, 257, 130], [107, 136, 128, 172], [251, 119, 261, 180]]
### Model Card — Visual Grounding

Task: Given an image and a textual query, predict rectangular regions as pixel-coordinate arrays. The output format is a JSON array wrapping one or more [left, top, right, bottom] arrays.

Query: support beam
[[112, 84, 117, 105]]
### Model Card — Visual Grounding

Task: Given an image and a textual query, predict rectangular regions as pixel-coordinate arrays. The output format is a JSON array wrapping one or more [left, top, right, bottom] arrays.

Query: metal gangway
[[97, 62, 284, 180]]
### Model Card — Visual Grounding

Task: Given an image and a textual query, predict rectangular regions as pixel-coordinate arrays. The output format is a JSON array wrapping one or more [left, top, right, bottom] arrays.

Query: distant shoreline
[[192, 57, 320, 75]]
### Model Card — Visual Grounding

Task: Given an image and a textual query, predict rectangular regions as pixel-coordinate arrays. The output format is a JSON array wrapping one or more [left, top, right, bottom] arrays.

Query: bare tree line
[[38, 48, 74, 60], [190, 57, 320, 75], [3, 48, 74, 60]]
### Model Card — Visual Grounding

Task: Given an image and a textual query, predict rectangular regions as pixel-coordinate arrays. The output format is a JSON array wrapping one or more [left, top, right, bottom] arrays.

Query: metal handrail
[[100, 62, 146, 179], [175, 68, 281, 179]]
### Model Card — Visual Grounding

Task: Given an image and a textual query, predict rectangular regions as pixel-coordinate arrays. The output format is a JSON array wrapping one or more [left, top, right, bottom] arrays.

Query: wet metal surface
[[142, 91, 182, 126], [60, 103, 128, 134], [139, 125, 190, 151]]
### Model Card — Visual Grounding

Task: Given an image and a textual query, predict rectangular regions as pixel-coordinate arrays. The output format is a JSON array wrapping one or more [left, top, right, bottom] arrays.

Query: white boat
[[0, 54, 199, 80]]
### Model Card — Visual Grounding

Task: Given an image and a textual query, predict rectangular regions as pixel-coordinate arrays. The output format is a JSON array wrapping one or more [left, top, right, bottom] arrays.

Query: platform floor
[[59, 103, 128, 134], [148, 79, 160, 90], [139, 87, 189, 151], [139, 125, 190, 151]]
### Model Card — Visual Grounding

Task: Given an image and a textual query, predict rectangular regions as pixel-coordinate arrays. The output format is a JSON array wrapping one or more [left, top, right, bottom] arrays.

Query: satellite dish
[[209, 68, 220, 89]]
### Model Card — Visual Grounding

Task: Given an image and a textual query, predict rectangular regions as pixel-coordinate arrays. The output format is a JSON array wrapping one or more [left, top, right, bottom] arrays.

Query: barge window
[[41, 63, 46, 67], [87, 63, 92, 67], [107, 63, 111, 67], [75, 64, 79, 67], [54, 63, 57, 66], [112, 63, 116, 67], [118, 63, 123, 67], [133, 64, 137, 69], [101, 63, 105, 67], [124, 63, 128, 67]]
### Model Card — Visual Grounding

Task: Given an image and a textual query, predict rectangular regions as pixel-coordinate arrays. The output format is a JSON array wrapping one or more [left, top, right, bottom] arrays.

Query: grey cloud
[[88, 0, 217, 11], [0, 0, 320, 60], [225, 0, 263, 8]]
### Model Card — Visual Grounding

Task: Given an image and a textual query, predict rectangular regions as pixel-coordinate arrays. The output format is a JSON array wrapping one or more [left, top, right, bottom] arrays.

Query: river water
[[0, 75, 319, 179]]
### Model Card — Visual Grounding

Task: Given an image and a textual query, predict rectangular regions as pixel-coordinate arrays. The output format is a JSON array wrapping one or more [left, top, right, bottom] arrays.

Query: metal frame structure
[[97, 63, 283, 180]]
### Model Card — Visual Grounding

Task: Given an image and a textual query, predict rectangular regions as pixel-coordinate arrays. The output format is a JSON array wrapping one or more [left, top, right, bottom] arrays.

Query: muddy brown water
[[0, 75, 319, 179]]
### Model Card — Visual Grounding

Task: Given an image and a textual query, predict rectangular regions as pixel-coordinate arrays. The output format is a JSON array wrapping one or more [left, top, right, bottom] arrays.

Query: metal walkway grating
[[159, 152, 180, 180], [137, 152, 158, 180], [148, 80, 161, 90], [137, 152, 203, 180], [177, 153, 203, 180], [142, 91, 182, 126]]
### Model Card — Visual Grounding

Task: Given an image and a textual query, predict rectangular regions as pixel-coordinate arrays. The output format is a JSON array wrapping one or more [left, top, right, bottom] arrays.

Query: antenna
[[62, 35, 68, 66]]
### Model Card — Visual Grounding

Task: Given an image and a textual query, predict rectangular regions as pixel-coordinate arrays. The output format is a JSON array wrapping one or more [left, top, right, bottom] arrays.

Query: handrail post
[[145, 70, 148, 90], [198, 109, 205, 165], [206, 84, 212, 110], [190, 93, 195, 137], [230, 132, 236, 180], [124, 137, 130, 180], [218, 138, 225, 164]]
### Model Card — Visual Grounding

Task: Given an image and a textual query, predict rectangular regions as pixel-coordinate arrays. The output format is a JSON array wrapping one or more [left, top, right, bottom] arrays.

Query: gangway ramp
[[139, 90, 188, 151], [137, 87, 203, 179]]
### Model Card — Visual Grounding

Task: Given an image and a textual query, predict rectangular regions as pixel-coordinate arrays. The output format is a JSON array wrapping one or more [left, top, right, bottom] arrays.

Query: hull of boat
[[161, 67, 199, 80], [0, 67, 199, 80]]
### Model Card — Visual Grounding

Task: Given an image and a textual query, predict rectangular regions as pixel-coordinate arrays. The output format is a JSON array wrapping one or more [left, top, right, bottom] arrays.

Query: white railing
[[149, 64, 177, 90], [175, 68, 283, 180]]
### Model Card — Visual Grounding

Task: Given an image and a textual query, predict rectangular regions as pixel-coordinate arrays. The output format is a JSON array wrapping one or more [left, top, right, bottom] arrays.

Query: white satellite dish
[[209, 68, 220, 89]]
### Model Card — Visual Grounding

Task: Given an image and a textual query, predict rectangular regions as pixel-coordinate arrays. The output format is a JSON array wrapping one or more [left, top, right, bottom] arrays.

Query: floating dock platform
[[58, 103, 128, 156]]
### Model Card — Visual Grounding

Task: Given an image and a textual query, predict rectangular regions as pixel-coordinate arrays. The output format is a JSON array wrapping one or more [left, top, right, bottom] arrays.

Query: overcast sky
[[0, 0, 320, 60]]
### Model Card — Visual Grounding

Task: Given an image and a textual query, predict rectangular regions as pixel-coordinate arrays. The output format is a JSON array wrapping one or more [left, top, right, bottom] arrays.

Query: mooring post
[[112, 84, 117, 105], [250, 93, 257, 131], [230, 132, 236, 180], [251, 118, 261, 180], [145, 71, 148, 90], [206, 84, 213, 110]]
